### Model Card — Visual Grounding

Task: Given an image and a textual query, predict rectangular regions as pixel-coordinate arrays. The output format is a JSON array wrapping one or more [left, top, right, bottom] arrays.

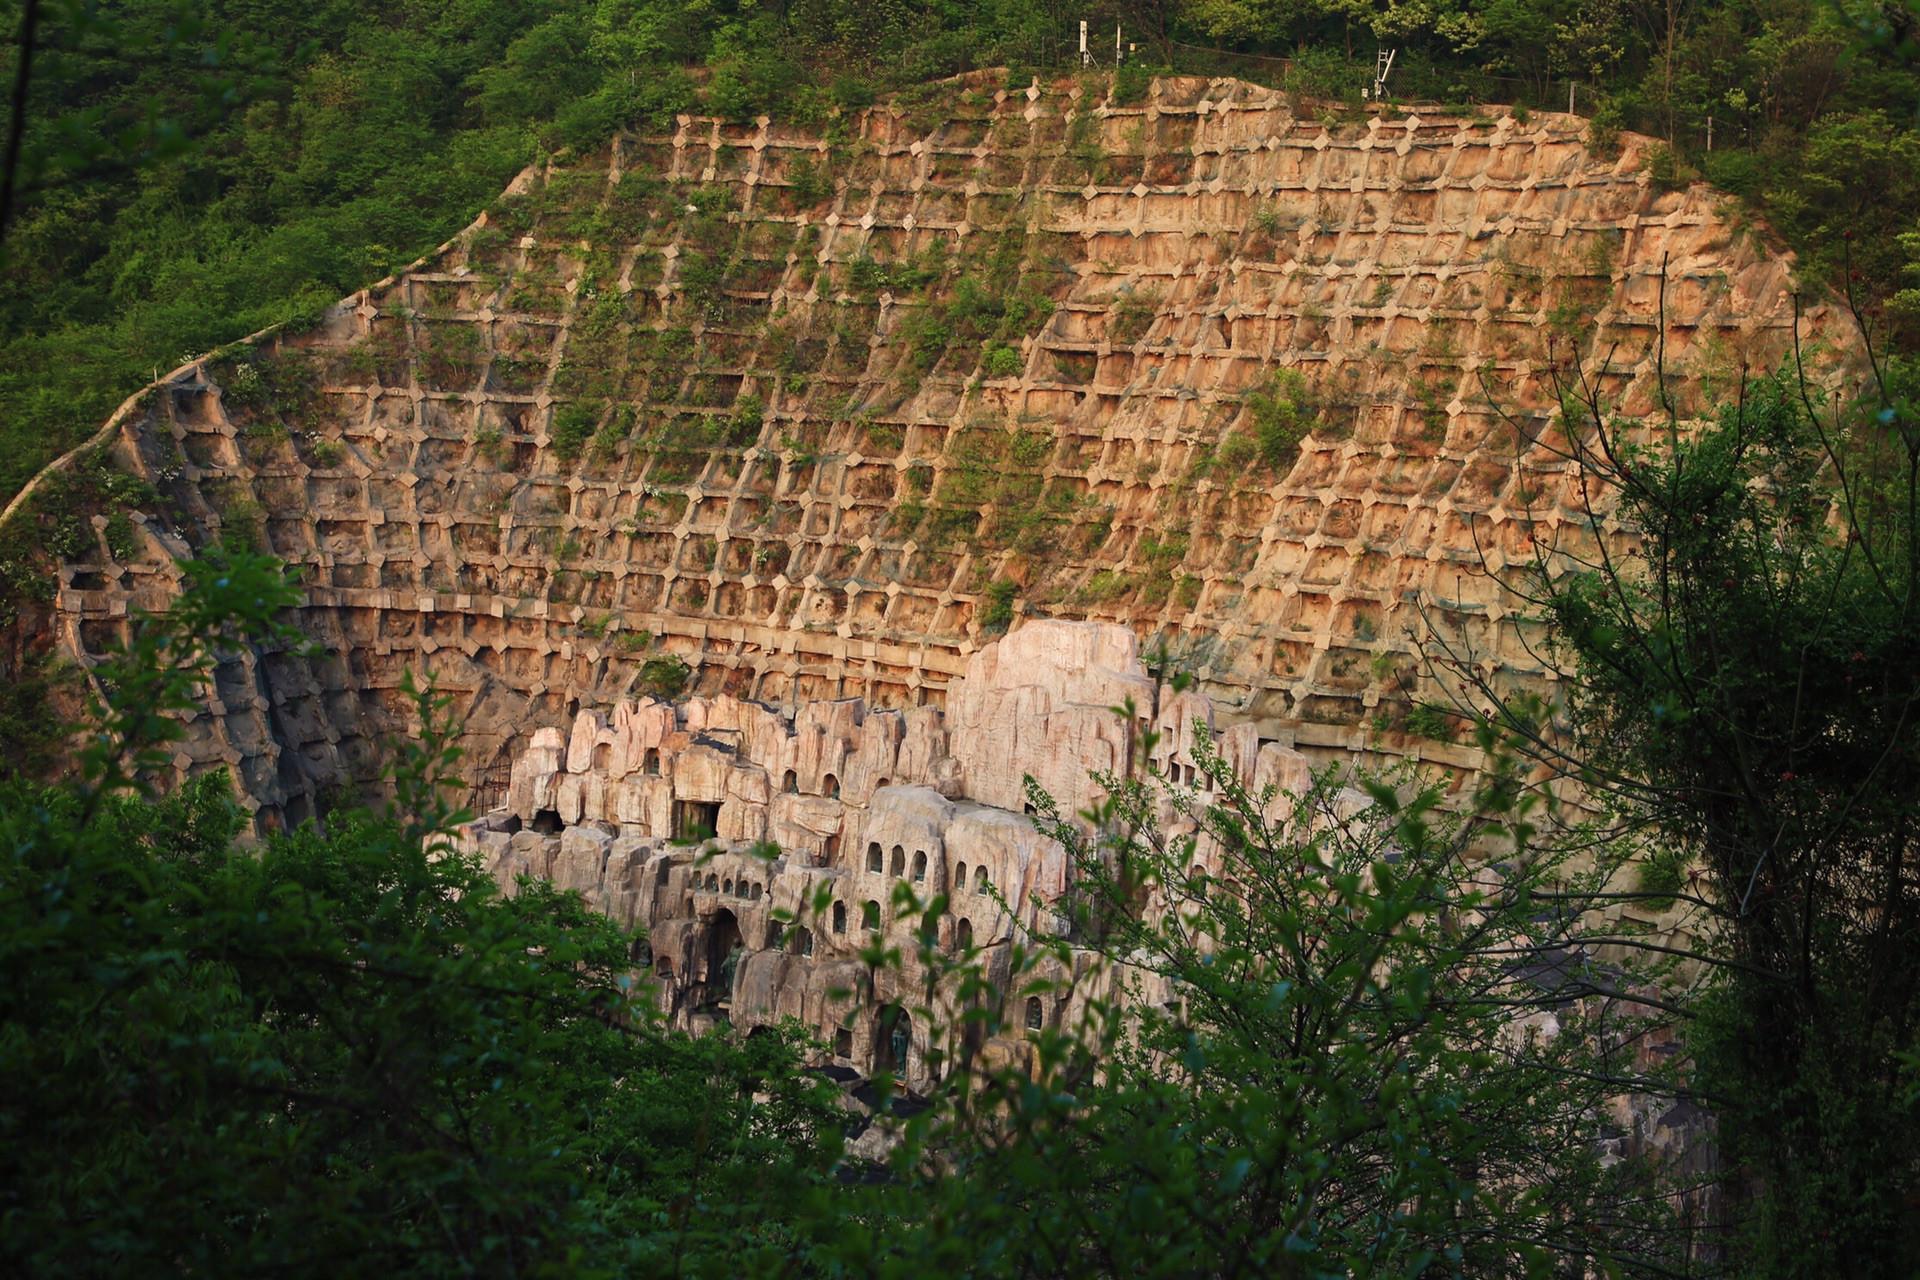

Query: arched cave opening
[[874, 1004, 912, 1078]]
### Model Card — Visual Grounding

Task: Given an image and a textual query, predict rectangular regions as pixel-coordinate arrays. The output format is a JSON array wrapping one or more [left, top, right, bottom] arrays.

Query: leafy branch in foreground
[[0, 551, 843, 1277], [1440, 310, 1920, 1273], [796, 707, 1693, 1278]]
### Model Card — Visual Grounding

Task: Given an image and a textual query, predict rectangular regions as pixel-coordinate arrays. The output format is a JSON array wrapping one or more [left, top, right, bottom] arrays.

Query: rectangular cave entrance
[[673, 799, 721, 842]]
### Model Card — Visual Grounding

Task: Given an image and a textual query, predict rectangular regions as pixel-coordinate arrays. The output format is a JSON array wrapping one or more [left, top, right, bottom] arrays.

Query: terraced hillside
[[32, 71, 1850, 828]]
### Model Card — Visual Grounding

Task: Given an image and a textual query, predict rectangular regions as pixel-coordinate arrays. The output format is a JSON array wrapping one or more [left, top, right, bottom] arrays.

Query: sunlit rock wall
[[452, 618, 1322, 1091], [459, 613, 1706, 1191], [38, 72, 1851, 829]]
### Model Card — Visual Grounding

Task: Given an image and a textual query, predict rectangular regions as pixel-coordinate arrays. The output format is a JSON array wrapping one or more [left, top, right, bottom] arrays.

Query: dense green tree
[[1452, 345, 1920, 1272], [771, 712, 1690, 1278], [0, 546, 844, 1276]]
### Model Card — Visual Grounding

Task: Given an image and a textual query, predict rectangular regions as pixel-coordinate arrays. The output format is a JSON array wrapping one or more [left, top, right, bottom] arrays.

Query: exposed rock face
[[947, 620, 1152, 814], [454, 619, 1194, 1090], [458, 614, 1704, 1207], [33, 72, 1853, 829]]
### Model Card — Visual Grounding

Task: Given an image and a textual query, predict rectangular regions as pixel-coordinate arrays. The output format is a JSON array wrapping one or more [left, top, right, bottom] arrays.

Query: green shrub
[[1108, 290, 1159, 345], [1079, 569, 1129, 603], [830, 75, 876, 110], [788, 155, 834, 206], [1216, 431, 1258, 471], [550, 402, 600, 461], [1245, 368, 1319, 469], [217, 350, 321, 425], [637, 654, 692, 698], [1403, 701, 1458, 743], [1644, 143, 1698, 192], [726, 394, 765, 445], [677, 252, 734, 321], [1008, 428, 1050, 467], [589, 405, 637, 461], [1635, 846, 1689, 908], [474, 426, 508, 467], [1113, 61, 1153, 106], [102, 513, 138, 561], [983, 343, 1024, 378], [1586, 102, 1624, 158], [979, 578, 1017, 633], [1067, 104, 1103, 179]]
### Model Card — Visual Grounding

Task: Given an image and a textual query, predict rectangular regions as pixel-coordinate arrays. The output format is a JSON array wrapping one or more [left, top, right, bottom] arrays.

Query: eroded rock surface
[[453, 619, 1293, 1091], [37, 72, 1853, 829], [458, 612, 1703, 1199]]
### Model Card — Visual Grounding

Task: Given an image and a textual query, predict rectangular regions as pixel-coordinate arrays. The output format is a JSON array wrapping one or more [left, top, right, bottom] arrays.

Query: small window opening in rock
[[955, 917, 973, 951], [823, 833, 840, 861], [1026, 996, 1044, 1031], [767, 922, 785, 949], [707, 910, 743, 1007], [592, 742, 612, 772], [911, 850, 927, 882], [645, 748, 661, 777], [656, 860, 672, 886], [955, 861, 968, 891], [867, 842, 883, 872], [796, 926, 815, 957], [673, 799, 720, 842], [655, 956, 673, 978], [975, 865, 990, 892], [876, 1005, 912, 1076], [832, 901, 847, 934], [723, 878, 734, 896], [749, 882, 762, 901], [531, 808, 563, 835], [834, 1026, 853, 1058], [1023, 801, 1037, 816], [862, 899, 881, 930], [824, 773, 840, 799], [875, 777, 890, 790], [889, 845, 905, 876], [782, 768, 797, 794], [630, 938, 652, 965]]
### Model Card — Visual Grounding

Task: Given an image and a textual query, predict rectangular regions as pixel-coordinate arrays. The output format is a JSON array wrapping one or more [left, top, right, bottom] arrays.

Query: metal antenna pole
[[1373, 49, 1396, 101]]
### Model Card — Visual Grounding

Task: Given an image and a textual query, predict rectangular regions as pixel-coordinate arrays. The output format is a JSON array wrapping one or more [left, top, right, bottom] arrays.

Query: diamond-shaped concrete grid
[[44, 71, 1856, 829]]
